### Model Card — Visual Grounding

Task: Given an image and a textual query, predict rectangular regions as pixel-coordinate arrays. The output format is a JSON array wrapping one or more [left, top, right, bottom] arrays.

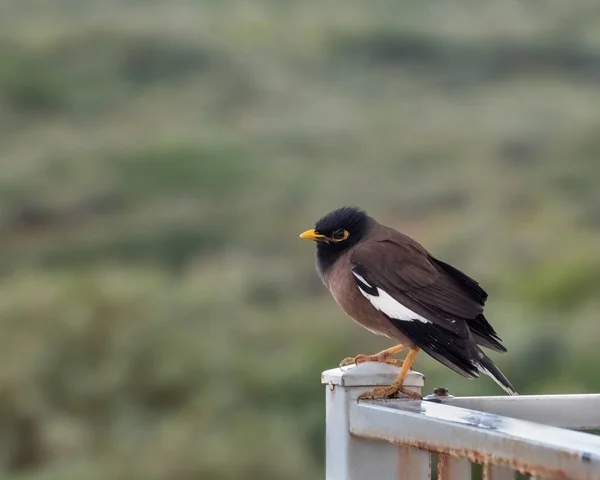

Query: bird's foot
[[358, 384, 422, 400], [339, 353, 404, 368]]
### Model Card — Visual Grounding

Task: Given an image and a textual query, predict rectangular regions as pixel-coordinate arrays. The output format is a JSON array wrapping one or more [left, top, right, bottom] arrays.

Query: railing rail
[[322, 363, 600, 480]]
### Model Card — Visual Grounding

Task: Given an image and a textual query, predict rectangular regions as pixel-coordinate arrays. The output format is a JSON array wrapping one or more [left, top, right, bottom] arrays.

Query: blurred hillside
[[1, 1, 600, 478]]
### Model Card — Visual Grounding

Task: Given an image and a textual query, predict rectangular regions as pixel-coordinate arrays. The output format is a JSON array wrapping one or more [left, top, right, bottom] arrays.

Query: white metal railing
[[322, 363, 600, 480]]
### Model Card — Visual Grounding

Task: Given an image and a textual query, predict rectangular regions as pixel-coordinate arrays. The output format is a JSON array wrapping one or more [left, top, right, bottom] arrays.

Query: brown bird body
[[322, 225, 407, 341], [300, 207, 516, 398]]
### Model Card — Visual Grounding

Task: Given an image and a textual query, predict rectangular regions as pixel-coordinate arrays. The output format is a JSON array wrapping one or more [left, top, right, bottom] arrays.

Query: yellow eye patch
[[330, 229, 349, 242]]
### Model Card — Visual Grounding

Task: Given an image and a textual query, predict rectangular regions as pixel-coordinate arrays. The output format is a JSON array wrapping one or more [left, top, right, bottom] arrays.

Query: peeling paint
[[351, 400, 600, 480], [377, 435, 576, 479]]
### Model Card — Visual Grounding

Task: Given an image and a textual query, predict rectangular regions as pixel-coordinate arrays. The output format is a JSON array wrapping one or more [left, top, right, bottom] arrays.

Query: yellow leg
[[339, 344, 404, 368], [359, 348, 421, 400]]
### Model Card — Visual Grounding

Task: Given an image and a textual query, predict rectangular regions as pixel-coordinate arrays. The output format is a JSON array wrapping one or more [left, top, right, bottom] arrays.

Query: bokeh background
[[1, 1, 600, 478]]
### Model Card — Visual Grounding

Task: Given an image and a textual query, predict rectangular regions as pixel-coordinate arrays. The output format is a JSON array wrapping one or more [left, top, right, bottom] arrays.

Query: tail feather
[[472, 331, 507, 353], [389, 317, 517, 395], [477, 352, 518, 396], [467, 314, 507, 353]]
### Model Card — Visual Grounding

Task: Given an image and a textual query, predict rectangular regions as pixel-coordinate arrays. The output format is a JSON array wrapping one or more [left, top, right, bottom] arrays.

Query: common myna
[[300, 207, 516, 399]]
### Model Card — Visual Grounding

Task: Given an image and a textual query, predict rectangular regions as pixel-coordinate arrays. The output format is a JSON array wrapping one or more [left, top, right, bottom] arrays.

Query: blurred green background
[[1, 1, 600, 478]]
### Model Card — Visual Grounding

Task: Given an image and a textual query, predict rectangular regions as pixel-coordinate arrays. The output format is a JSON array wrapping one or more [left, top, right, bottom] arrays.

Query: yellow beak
[[299, 229, 326, 241]]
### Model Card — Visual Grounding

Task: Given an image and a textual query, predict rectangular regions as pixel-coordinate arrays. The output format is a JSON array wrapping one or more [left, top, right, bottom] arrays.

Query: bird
[[299, 206, 517, 399]]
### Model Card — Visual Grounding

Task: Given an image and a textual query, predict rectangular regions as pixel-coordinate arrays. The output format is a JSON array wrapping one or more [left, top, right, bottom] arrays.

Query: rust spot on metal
[[397, 445, 430, 480], [437, 454, 470, 479], [482, 463, 509, 480], [418, 441, 569, 479], [359, 432, 583, 479], [437, 454, 450, 480]]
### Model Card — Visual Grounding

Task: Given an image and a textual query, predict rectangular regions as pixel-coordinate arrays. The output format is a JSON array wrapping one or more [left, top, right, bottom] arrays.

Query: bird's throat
[[315, 244, 343, 279]]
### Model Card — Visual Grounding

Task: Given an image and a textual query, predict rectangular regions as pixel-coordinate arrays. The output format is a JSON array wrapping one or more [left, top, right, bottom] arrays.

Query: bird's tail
[[477, 353, 518, 396]]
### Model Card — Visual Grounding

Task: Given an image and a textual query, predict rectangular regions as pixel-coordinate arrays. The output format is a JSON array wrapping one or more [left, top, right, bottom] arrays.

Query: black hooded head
[[301, 207, 372, 274]]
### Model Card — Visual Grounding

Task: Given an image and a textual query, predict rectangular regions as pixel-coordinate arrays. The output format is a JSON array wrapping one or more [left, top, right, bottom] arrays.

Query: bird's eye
[[332, 229, 348, 241]]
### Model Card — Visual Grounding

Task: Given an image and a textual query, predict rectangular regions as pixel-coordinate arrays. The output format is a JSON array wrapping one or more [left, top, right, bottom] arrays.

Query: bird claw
[[358, 384, 423, 400], [339, 354, 404, 368]]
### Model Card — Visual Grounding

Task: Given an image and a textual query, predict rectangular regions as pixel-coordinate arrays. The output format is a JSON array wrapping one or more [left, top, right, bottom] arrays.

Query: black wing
[[349, 234, 508, 380]]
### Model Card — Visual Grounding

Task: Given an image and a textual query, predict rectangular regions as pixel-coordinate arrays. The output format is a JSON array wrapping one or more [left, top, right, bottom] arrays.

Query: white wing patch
[[352, 272, 431, 324]]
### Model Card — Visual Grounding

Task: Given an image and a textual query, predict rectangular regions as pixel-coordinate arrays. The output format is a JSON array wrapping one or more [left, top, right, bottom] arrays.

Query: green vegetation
[[1, 1, 600, 478]]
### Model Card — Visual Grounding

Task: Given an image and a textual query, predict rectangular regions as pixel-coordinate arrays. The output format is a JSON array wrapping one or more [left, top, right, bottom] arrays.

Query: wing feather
[[349, 231, 504, 346], [348, 228, 513, 391]]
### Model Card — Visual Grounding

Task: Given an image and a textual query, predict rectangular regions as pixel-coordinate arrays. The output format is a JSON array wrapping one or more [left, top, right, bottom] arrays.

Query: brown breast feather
[[322, 249, 414, 345]]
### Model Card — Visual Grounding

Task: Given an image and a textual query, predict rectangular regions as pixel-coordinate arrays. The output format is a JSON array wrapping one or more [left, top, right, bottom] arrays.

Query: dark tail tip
[[478, 354, 518, 396]]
